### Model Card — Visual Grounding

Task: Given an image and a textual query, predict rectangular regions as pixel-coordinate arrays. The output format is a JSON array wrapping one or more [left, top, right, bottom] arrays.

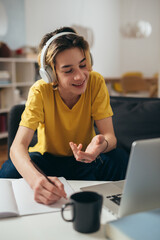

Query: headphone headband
[[40, 31, 77, 69]]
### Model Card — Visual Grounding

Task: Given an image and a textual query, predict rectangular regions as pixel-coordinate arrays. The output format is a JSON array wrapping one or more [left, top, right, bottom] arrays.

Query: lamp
[[121, 20, 152, 38]]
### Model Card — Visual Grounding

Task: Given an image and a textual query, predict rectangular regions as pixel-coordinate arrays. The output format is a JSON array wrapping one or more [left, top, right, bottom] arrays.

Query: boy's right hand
[[33, 176, 67, 205]]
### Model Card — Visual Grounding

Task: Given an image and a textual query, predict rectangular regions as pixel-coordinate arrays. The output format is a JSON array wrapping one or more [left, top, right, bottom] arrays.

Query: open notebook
[[0, 177, 74, 218]]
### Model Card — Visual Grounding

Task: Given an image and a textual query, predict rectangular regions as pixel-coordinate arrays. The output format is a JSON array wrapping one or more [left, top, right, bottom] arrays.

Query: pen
[[30, 159, 67, 199], [30, 159, 55, 185]]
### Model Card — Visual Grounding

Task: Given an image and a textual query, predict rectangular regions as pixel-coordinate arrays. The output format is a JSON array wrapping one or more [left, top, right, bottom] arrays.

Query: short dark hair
[[38, 26, 92, 71]]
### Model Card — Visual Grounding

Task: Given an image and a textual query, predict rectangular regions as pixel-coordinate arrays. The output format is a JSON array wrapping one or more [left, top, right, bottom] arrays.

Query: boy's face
[[55, 47, 89, 98]]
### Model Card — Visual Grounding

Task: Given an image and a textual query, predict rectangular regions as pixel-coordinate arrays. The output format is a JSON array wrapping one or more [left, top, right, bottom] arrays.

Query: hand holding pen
[[30, 160, 67, 205]]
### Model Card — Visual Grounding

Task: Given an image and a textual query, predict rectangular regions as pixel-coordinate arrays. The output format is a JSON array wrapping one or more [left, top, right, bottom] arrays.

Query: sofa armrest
[[7, 104, 37, 157]]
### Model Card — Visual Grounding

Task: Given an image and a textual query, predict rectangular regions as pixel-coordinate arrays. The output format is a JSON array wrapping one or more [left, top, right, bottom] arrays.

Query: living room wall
[[120, 0, 160, 77], [24, 0, 160, 78], [0, 0, 160, 80], [0, 0, 26, 49], [24, 0, 121, 77]]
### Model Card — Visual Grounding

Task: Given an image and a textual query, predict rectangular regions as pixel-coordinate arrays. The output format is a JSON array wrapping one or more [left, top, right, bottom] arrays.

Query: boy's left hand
[[69, 134, 107, 163]]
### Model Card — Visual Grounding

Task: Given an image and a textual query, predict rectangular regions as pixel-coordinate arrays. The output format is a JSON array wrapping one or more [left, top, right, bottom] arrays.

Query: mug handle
[[61, 202, 75, 222]]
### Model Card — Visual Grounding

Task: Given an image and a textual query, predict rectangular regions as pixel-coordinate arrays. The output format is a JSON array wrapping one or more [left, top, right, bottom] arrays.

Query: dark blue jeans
[[0, 148, 129, 181]]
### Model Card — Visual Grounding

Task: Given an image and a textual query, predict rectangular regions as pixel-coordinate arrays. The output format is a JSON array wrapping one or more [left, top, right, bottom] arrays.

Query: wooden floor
[[0, 139, 8, 168]]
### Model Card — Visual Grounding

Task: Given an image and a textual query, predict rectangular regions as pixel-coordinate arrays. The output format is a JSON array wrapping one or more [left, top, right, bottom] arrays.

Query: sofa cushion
[[110, 96, 160, 153]]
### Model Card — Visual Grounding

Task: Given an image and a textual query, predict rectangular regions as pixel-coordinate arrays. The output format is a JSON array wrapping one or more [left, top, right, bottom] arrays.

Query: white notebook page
[[0, 180, 18, 217], [12, 177, 74, 216]]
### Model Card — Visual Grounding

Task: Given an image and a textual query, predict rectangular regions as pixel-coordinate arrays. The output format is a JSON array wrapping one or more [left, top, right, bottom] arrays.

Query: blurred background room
[[0, 0, 160, 166]]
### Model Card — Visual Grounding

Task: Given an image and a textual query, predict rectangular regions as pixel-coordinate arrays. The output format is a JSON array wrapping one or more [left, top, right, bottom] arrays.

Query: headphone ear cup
[[39, 66, 56, 83], [45, 66, 56, 83]]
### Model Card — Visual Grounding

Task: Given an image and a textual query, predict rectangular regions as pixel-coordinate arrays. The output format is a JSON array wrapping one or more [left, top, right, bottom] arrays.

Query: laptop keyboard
[[106, 194, 122, 205]]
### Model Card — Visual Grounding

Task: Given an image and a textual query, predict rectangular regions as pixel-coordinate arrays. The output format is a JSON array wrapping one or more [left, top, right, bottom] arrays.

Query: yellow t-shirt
[[20, 71, 113, 156]]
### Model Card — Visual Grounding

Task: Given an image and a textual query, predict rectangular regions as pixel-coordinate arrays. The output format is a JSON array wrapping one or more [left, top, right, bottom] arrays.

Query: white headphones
[[39, 32, 77, 83]]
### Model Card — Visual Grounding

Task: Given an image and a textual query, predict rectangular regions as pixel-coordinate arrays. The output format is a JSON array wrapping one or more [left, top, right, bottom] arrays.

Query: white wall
[[24, 0, 121, 77], [25, 0, 160, 77], [1, 0, 159, 78], [0, 0, 26, 49], [120, 0, 160, 77]]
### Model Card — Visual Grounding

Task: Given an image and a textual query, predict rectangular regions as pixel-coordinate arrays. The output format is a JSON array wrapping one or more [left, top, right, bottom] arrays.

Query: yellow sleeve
[[91, 72, 113, 120], [20, 82, 44, 130]]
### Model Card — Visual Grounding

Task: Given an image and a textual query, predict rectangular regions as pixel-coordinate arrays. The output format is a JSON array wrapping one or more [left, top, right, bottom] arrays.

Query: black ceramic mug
[[61, 191, 103, 233]]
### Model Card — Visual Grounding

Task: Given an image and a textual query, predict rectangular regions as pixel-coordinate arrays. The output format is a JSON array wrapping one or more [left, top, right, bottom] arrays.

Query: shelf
[[15, 82, 33, 87], [0, 57, 37, 63], [0, 108, 10, 113], [0, 58, 37, 139], [0, 84, 13, 88], [0, 132, 8, 139]]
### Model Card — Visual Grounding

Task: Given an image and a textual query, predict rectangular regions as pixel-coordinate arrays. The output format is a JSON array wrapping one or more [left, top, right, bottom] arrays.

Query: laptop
[[81, 138, 160, 218]]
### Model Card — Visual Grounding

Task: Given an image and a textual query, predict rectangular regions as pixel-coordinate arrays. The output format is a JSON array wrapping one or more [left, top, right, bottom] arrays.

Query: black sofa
[[8, 96, 160, 157], [110, 96, 160, 154]]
